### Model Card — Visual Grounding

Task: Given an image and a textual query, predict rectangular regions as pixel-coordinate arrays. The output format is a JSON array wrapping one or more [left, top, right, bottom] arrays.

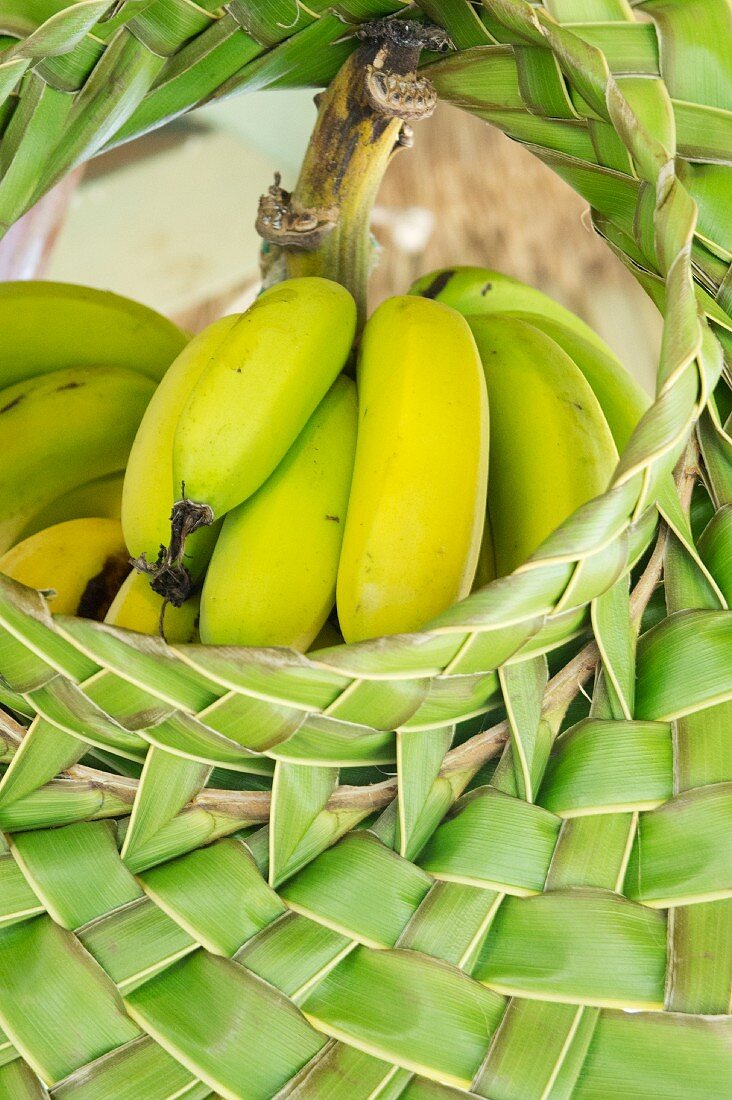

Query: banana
[[501, 313, 649, 451], [0, 281, 187, 388], [140, 277, 356, 604], [105, 571, 200, 643], [411, 266, 649, 449], [469, 315, 618, 577], [0, 519, 129, 619], [0, 366, 155, 555], [20, 472, 124, 542], [337, 296, 488, 643], [122, 317, 239, 586], [173, 277, 356, 517], [200, 377, 357, 650], [410, 266, 607, 349]]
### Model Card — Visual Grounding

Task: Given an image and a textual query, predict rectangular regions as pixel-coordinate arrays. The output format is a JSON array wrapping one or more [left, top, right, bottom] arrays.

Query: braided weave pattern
[[1, 594, 731, 1097], [0, 2, 731, 1096]]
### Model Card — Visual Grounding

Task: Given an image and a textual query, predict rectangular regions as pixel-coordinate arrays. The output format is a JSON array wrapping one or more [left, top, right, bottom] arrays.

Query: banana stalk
[[257, 20, 452, 329]]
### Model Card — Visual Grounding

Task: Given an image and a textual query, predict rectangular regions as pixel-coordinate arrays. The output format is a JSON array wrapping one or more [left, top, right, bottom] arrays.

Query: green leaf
[[540, 719, 672, 816], [281, 831, 432, 948], [418, 788, 561, 895], [301, 946, 505, 1088], [125, 950, 326, 1098], [499, 655, 548, 801], [140, 837, 285, 956], [121, 747, 210, 865], [474, 889, 666, 1009], [269, 761, 337, 886], [636, 610, 732, 719], [397, 726, 453, 854], [0, 916, 140, 1084], [625, 783, 732, 906]]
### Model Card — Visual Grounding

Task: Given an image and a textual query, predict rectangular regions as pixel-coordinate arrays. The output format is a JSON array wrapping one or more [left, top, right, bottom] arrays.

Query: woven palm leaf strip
[[0, 1, 730, 1097]]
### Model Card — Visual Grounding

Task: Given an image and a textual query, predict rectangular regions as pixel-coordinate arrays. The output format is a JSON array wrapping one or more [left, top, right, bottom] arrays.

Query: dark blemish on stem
[[481, 282, 493, 296]]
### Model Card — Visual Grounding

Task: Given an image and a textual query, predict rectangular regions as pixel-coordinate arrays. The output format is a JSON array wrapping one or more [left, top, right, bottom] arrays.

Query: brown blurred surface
[[371, 104, 660, 391]]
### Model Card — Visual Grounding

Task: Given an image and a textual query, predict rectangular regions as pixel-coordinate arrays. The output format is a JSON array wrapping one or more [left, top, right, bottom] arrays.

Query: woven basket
[[1, 2, 731, 1097]]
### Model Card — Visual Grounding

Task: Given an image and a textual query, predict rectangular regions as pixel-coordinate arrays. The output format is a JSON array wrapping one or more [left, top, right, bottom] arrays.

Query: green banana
[[0, 518, 129, 619], [469, 315, 618, 577], [0, 366, 155, 555], [0, 281, 186, 388], [200, 377, 357, 650], [20, 472, 124, 541], [410, 266, 607, 349], [105, 571, 200, 643], [122, 317, 239, 585], [494, 312, 649, 451], [141, 277, 356, 604], [337, 296, 488, 643], [411, 266, 649, 449]]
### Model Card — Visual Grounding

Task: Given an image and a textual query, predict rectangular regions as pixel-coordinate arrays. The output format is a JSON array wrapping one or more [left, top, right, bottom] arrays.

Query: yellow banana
[[0, 519, 129, 619], [122, 317, 239, 585], [469, 315, 618, 577], [0, 366, 155, 555], [173, 277, 356, 518], [20, 472, 124, 541], [337, 296, 488, 643], [410, 266, 649, 450], [200, 377, 357, 650], [0, 281, 186, 388], [105, 571, 200, 643], [137, 277, 356, 604]]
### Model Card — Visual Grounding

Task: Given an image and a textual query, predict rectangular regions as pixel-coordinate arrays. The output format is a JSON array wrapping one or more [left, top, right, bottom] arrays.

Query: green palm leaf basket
[[0, 1, 731, 1097]]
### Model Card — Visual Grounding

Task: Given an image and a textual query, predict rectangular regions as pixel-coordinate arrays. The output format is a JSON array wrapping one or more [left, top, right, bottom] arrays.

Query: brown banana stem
[[256, 20, 451, 330]]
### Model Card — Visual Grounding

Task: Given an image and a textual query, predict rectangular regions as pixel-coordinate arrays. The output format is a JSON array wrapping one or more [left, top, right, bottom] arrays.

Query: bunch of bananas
[[0, 269, 648, 651]]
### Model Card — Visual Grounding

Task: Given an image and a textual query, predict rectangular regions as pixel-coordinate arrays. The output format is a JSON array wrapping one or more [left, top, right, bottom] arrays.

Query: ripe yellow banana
[[0, 281, 186, 388], [469, 315, 618, 577], [0, 519, 129, 618], [173, 277, 356, 518], [122, 317, 239, 585], [20, 472, 124, 542], [337, 296, 488, 643], [105, 571, 200, 643], [200, 377, 357, 650], [140, 277, 356, 604], [410, 266, 649, 450], [0, 366, 155, 555]]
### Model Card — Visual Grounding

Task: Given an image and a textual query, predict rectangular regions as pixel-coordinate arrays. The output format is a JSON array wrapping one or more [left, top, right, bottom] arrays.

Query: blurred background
[[1, 88, 661, 392]]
